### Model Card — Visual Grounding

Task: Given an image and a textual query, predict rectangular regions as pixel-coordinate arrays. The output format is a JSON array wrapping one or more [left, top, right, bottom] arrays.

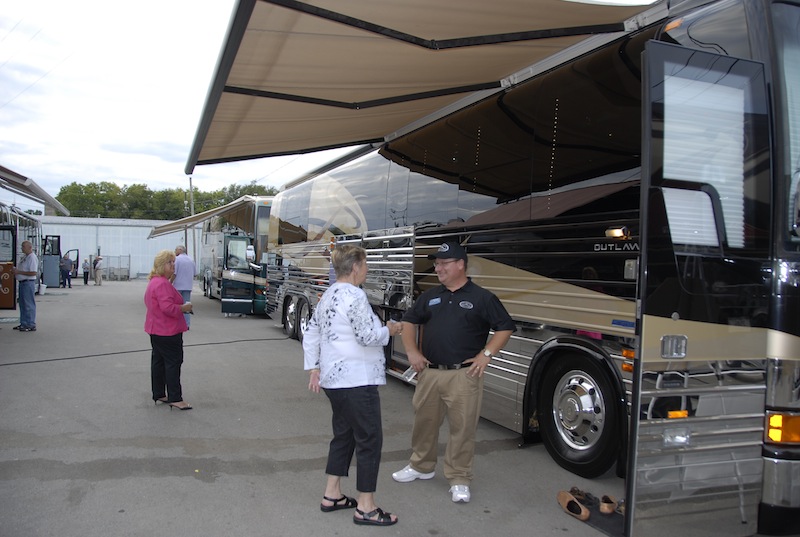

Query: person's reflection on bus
[[576, 266, 602, 340]]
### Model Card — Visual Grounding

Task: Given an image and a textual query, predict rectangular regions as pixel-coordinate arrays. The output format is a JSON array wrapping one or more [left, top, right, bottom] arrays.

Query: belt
[[427, 362, 466, 370]]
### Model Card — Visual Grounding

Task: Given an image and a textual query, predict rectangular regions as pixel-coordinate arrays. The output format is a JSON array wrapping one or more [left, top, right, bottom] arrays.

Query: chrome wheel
[[552, 369, 607, 451], [537, 353, 618, 478], [297, 299, 310, 343], [284, 298, 297, 338]]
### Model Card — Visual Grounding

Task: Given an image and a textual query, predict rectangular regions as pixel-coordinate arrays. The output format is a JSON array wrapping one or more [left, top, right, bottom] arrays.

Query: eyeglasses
[[433, 259, 459, 268]]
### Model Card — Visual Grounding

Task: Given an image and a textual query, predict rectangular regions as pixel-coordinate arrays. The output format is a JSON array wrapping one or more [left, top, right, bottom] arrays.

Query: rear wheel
[[284, 298, 298, 339], [537, 353, 619, 478]]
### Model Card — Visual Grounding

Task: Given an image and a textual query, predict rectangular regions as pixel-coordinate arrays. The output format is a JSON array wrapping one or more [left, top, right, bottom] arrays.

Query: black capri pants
[[323, 385, 383, 493]]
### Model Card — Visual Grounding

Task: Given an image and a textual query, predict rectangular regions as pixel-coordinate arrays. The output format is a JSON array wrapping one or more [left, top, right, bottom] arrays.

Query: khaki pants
[[95, 269, 103, 285], [409, 367, 483, 485]]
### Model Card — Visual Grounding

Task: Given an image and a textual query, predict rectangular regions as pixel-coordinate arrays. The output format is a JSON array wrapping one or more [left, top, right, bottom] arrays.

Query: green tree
[[56, 181, 278, 220], [221, 181, 277, 203], [56, 182, 109, 218], [122, 184, 155, 219], [150, 189, 187, 220]]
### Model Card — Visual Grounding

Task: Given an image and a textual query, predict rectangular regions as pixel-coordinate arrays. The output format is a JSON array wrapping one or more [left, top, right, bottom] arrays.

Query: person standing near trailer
[[12, 240, 39, 332], [60, 254, 73, 288], [94, 256, 103, 286], [82, 259, 90, 285]]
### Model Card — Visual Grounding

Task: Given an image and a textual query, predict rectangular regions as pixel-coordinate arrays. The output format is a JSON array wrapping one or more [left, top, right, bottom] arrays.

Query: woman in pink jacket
[[144, 250, 194, 410]]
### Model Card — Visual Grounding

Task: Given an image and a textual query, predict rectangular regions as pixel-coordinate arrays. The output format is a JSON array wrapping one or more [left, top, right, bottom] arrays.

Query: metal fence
[[90, 255, 131, 281]]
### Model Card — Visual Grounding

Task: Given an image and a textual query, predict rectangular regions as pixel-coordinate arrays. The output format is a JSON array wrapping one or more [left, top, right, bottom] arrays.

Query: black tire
[[537, 353, 619, 478], [297, 298, 310, 344], [284, 298, 298, 339]]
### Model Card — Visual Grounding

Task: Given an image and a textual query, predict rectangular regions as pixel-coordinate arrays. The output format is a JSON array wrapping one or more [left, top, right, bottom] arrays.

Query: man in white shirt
[[12, 240, 39, 332], [173, 245, 196, 328]]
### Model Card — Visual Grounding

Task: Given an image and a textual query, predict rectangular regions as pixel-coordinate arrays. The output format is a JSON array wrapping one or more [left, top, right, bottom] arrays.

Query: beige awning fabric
[[185, 0, 664, 173], [147, 195, 270, 239], [0, 165, 70, 216]]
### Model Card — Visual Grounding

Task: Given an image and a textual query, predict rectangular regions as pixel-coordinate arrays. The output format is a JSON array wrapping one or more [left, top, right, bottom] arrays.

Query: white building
[[40, 216, 200, 279]]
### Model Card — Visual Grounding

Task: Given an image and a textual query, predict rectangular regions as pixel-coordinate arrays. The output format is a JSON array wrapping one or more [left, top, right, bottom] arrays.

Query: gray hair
[[331, 245, 366, 279]]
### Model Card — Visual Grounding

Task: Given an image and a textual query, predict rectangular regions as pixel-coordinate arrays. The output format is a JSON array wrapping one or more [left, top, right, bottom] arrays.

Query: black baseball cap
[[427, 242, 467, 261]]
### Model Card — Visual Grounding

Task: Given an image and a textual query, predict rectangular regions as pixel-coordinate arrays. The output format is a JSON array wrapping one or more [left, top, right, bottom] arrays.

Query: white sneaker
[[392, 464, 435, 483], [450, 485, 471, 503]]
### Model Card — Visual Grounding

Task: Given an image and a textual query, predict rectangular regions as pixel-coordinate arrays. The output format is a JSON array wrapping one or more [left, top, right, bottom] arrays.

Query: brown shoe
[[557, 490, 589, 521], [600, 495, 618, 515]]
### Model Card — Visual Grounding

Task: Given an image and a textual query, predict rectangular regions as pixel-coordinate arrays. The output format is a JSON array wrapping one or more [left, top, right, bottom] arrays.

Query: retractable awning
[[147, 195, 269, 239], [0, 165, 70, 216], [185, 0, 665, 174]]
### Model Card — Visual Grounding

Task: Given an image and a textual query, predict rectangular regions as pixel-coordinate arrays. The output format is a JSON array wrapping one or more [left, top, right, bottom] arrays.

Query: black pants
[[323, 385, 383, 493], [83, 272, 89, 285], [150, 333, 184, 403]]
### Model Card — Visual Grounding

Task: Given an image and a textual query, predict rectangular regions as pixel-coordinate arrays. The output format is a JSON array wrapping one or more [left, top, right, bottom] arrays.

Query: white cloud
[[0, 0, 354, 211]]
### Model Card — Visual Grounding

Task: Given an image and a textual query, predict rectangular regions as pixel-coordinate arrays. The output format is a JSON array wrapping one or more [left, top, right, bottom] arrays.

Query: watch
[[482, 349, 493, 358]]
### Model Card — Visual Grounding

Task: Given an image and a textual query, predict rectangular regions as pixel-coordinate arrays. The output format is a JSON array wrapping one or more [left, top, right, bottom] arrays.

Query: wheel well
[[523, 337, 627, 444]]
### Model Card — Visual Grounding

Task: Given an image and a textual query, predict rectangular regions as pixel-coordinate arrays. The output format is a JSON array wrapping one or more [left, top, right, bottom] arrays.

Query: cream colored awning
[[147, 195, 271, 239], [185, 0, 665, 173]]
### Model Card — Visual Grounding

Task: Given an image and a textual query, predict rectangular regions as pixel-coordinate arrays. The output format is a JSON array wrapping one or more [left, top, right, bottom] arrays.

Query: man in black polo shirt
[[392, 241, 514, 503]]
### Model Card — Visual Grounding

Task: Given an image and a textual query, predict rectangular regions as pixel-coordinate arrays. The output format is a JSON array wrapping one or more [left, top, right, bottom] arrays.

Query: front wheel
[[297, 299, 311, 343], [284, 298, 298, 339], [537, 354, 619, 478]]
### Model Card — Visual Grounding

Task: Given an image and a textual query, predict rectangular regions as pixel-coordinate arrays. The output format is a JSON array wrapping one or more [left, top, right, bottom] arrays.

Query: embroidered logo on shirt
[[459, 301, 474, 309], [429, 297, 442, 306]]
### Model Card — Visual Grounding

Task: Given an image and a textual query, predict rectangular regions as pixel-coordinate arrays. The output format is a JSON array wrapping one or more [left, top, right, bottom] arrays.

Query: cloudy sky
[[0, 0, 353, 213]]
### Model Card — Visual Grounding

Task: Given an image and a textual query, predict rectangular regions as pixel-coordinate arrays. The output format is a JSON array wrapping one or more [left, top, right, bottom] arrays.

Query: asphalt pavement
[[0, 278, 623, 537]]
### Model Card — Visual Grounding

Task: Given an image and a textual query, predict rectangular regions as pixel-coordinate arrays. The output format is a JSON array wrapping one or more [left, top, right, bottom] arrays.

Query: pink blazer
[[144, 276, 188, 336]]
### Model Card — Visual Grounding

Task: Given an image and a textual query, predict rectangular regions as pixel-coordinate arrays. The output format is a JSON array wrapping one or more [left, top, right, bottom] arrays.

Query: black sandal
[[353, 507, 397, 526], [320, 495, 357, 512]]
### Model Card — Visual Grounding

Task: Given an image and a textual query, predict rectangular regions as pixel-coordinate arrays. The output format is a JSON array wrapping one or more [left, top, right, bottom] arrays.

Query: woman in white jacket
[[304, 245, 402, 527]]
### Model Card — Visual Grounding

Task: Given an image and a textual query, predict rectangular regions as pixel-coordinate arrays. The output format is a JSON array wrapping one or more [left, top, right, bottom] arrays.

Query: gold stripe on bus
[[419, 254, 636, 338], [767, 329, 800, 361], [640, 314, 767, 364]]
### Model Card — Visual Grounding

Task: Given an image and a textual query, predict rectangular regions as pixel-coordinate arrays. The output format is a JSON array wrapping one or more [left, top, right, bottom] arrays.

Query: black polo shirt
[[402, 279, 515, 366]]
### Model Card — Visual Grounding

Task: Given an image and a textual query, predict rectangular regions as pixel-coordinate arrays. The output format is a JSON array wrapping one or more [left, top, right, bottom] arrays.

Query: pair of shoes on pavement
[[18, 326, 36, 332], [558, 487, 620, 521], [391, 465, 471, 503]]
